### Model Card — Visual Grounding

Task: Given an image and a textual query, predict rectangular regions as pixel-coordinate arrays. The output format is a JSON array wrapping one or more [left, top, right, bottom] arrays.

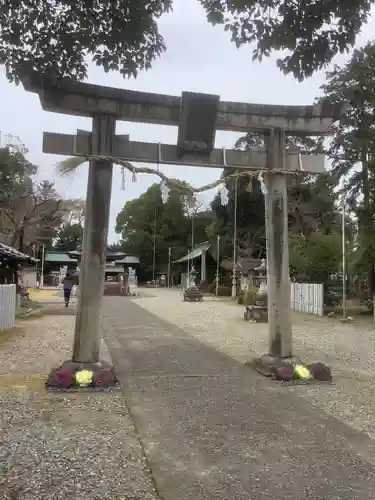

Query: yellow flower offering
[[293, 364, 313, 380], [75, 369, 94, 387]]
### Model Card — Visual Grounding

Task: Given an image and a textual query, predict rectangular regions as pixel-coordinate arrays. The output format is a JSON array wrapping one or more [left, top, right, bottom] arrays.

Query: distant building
[[43, 250, 139, 286]]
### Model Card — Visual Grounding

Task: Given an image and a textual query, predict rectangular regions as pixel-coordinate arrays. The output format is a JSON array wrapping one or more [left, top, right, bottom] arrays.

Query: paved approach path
[[134, 289, 375, 441], [102, 296, 375, 500]]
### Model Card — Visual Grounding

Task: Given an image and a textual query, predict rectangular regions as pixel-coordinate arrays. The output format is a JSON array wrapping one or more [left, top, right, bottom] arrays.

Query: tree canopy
[[54, 223, 84, 252], [114, 137, 345, 283], [0, 137, 84, 253], [289, 232, 343, 284], [200, 0, 372, 80], [115, 183, 213, 281], [318, 42, 375, 290], [0, 0, 372, 83], [0, 145, 61, 250], [0, 0, 172, 84]]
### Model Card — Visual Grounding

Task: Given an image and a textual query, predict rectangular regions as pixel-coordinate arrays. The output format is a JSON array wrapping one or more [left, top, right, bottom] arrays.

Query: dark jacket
[[63, 277, 73, 290]]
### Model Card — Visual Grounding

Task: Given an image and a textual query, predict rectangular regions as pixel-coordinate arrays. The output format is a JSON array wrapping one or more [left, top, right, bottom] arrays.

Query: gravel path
[[135, 289, 375, 441], [0, 315, 158, 500]]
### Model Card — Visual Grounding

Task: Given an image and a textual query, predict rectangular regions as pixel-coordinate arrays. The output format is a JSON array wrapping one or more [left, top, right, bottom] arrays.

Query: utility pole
[[167, 247, 172, 288], [40, 243, 45, 289], [342, 198, 347, 320], [186, 202, 194, 288], [152, 211, 157, 282], [216, 234, 220, 296], [191, 206, 195, 270], [231, 176, 238, 299]]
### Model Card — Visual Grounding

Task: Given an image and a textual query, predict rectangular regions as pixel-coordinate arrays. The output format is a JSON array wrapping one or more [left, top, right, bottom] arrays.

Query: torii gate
[[21, 74, 343, 389]]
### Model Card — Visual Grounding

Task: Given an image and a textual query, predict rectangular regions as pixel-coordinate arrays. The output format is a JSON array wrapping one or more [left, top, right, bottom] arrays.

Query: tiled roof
[[45, 252, 78, 263], [68, 251, 139, 264], [68, 250, 126, 262], [221, 257, 262, 272], [48, 250, 139, 264], [114, 256, 139, 264], [172, 241, 210, 264], [0, 242, 37, 263]]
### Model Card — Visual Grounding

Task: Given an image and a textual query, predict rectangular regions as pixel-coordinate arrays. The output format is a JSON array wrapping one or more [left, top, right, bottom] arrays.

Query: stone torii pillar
[[72, 115, 115, 364], [264, 128, 292, 358], [20, 76, 120, 389], [54, 114, 118, 389]]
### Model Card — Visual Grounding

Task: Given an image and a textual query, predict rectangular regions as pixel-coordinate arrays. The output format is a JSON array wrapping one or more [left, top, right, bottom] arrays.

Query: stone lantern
[[183, 265, 203, 302], [255, 258, 268, 307], [244, 258, 268, 322]]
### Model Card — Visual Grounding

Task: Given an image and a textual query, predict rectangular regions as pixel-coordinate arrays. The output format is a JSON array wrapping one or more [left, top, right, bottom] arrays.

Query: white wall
[[291, 282, 323, 316], [0, 284, 16, 331], [23, 269, 37, 288]]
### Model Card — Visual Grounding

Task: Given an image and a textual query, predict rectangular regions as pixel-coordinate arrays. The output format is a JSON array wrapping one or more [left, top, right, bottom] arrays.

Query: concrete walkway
[[135, 289, 375, 441], [102, 297, 375, 500]]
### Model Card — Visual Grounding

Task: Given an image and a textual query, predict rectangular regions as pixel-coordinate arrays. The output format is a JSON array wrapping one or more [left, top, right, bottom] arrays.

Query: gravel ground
[[0, 315, 158, 500], [3, 291, 374, 498], [135, 289, 375, 441]]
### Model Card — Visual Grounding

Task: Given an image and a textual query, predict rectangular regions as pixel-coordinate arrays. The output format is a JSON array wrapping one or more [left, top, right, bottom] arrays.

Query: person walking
[[62, 273, 74, 307]]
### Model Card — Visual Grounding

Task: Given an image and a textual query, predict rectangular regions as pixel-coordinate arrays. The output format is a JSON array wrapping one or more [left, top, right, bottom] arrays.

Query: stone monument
[[57, 265, 68, 288], [128, 267, 138, 296], [183, 266, 203, 302], [244, 258, 268, 322]]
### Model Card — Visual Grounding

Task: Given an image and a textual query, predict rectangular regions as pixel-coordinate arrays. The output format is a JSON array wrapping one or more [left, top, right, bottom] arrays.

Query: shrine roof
[[0, 242, 37, 263], [221, 257, 262, 272], [66, 251, 139, 264], [173, 242, 210, 264], [45, 252, 77, 263]]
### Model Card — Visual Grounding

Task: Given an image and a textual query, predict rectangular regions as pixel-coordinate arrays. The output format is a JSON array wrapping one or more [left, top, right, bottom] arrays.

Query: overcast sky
[[1, 0, 374, 242]]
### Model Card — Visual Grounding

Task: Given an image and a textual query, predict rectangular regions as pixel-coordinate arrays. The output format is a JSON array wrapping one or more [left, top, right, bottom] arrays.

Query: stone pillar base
[[245, 354, 332, 383], [46, 360, 119, 391], [183, 287, 203, 302], [244, 305, 268, 322]]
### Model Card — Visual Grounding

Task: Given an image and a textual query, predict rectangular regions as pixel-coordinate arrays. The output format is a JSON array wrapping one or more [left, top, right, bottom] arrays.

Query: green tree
[[23, 180, 66, 252], [207, 192, 234, 259], [211, 132, 337, 264], [288, 173, 341, 239], [238, 132, 338, 240], [319, 42, 375, 210], [63, 199, 85, 226], [200, 0, 372, 80], [289, 232, 343, 283], [1, 0, 172, 83], [0, 143, 37, 208], [212, 175, 266, 260], [1, 1, 371, 83], [319, 42, 375, 289], [0, 140, 70, 251], [115, 183, 213, 280], [54, 223, 83, 252], [234, 132, 322, 155]]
